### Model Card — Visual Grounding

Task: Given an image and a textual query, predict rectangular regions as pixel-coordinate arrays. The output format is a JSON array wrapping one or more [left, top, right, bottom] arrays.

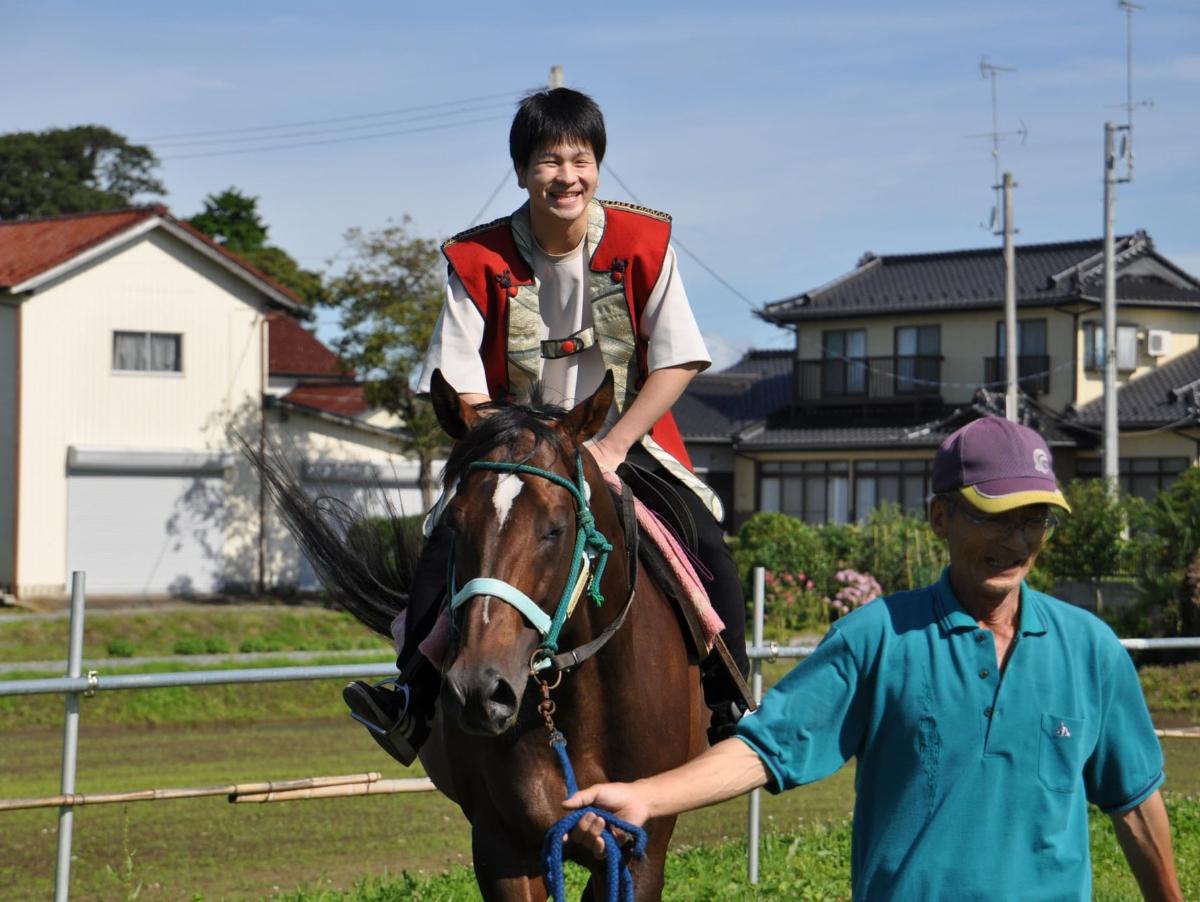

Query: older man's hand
[[562, 782, 650, 860]]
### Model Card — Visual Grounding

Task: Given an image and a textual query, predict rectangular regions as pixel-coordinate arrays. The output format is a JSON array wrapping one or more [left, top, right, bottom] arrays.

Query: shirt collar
[[933, 567, 1048, 637]]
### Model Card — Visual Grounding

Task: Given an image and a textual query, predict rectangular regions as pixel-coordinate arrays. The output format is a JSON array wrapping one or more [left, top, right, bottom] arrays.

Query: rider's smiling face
[[518, 141, 598, 236]]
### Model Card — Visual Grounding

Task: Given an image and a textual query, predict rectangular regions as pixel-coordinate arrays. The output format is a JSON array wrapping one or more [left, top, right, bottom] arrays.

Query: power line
[[148, 101, 513, 150], [469, 169, 515, 227], [136, 90, 521, 142], [601, 164, 760, 311], [159, 114, 510, 161]]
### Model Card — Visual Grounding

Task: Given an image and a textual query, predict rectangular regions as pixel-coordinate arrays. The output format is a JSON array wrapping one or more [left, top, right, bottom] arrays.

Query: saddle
[[605, 467, 755, 713]]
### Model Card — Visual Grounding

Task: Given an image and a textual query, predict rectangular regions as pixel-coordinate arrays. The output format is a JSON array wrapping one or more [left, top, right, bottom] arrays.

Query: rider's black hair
[[509, 87, 606, 173]]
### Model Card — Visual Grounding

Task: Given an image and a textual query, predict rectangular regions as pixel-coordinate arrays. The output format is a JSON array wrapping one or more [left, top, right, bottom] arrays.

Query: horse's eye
[[541, 525, 566, 543]]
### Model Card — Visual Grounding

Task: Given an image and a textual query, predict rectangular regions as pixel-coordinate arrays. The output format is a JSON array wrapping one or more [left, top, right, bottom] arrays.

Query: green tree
[[0, 125, 165, 219], [188, 188, 325, 311], [1034, 479, 1128, 609], [1127, 468, 1200, 635], [323, 218, 448, 508]]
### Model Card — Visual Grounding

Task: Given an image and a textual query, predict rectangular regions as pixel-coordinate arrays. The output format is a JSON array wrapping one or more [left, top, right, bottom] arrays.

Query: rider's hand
[[583, 437, 626, 474], [562, 783, 650, 860]]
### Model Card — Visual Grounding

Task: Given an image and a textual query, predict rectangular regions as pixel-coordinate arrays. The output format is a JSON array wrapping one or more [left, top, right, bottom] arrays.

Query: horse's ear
[[563, 370, 614, 443], [429, 369, 480, 440]]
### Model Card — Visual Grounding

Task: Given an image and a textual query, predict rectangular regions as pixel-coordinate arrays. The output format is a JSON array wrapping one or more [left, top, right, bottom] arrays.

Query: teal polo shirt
[[736, 569, 1164, 901]]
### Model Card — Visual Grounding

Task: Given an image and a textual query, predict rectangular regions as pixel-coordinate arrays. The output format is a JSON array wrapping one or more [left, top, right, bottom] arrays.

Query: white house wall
[[262, 408, 425, 590], [15, 230, 266, 596], [0, 303, 17, 589]]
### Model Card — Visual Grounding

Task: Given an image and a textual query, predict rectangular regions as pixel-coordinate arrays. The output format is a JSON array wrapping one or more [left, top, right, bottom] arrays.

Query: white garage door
[[67, 471, 226, 595]]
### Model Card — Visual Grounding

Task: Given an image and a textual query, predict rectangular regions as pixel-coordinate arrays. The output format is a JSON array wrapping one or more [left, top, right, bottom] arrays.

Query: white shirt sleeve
[[417, 273, 490, 396], [639, 244, 712, 374]]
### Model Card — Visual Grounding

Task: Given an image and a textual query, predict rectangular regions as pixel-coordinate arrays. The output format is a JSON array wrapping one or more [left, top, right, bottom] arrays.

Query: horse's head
[[428, 370, 616, 737]]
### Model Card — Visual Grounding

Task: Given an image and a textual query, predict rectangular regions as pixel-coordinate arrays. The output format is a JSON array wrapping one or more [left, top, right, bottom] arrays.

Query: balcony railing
[[794, 355, 943, 403], [982, 355, 1051, 395]]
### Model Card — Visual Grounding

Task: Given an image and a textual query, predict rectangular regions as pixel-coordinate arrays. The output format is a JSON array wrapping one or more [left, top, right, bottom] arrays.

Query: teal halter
[[448, 454, 613, 670]]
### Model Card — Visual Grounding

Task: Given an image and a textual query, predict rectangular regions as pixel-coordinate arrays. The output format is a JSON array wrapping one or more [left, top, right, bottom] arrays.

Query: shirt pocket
[[1037, 712, 1087, 794]]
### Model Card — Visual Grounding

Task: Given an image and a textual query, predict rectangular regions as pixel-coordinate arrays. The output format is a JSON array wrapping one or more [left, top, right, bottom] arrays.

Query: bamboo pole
[[0, 772, 381, 813], [232, 777, 436, 803]]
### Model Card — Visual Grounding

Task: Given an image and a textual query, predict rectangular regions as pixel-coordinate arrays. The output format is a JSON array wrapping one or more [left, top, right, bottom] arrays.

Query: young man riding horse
[[343, 86, 750, 763]]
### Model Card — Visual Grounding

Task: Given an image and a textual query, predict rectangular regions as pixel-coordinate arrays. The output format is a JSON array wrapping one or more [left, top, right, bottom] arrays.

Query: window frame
[[1082, 321, 1138, 372], [112, 330, 184, 375]]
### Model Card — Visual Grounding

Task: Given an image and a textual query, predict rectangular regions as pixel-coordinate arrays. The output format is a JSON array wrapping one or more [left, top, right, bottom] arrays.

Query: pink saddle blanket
[[393, 471, 724, 669]]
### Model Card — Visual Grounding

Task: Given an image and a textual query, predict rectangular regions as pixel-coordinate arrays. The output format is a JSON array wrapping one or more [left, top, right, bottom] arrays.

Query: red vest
[[442, 202, 694, 470]]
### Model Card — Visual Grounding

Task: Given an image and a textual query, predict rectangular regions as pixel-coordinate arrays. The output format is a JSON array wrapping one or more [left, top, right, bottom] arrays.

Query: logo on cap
[[1033, 448, 1050, 474]]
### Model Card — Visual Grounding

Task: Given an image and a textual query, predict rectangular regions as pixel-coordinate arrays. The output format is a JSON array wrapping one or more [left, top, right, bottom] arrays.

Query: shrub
[[1035, 479, 1129, 585], [734, 513, 834, 595], [828, 569, 883, 619], [172, 637, 207, 656], [203, 636, 230, 655], [763, 570, 825, 632], [858, 503, 946, 593], [106, 638, 136, 658], [239, 637, 283, 654], [1126, 468, 1200, 636]]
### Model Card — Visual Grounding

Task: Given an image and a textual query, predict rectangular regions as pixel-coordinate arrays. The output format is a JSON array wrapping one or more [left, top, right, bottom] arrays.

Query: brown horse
[[255, 371, 705, 901]]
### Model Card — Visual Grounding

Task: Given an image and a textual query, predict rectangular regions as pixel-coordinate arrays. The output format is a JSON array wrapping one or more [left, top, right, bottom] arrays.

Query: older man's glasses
[[952, 504, 1060, 544]]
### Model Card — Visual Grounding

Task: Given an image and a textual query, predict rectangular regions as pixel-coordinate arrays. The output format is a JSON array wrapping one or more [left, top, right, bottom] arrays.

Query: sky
[[3, 0, 1198, 369]]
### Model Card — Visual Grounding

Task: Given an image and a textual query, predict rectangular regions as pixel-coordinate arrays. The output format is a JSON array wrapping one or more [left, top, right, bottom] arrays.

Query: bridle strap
[[446, 454, 634, 673], [450, 577, 552, 637], [544, 480, 639, 673]]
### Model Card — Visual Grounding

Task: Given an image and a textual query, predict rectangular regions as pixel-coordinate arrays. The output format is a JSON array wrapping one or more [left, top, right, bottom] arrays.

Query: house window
[[995, 319, 1047, 357], [113, 331, 182, 373], [1075, 457, 1189, 500], [1083, 322, 1137, 372], [821, 329, 867, 396], [853, 459, 932, 519], [894, 325, 940, 394], [759, 461, 850, 524]]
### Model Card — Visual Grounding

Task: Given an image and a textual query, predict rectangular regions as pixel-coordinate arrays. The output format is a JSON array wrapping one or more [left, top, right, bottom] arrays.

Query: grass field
[[1, 605, 1197, 900]]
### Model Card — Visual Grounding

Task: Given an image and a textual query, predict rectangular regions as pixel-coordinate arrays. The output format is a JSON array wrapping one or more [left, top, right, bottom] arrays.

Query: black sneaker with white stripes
[[342, 679, 432, 766]]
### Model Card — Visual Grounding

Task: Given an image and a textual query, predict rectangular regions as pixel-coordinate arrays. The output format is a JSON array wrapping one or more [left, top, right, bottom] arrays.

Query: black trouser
[[397, 461, 749, 685], [616, 458, 749, 680]]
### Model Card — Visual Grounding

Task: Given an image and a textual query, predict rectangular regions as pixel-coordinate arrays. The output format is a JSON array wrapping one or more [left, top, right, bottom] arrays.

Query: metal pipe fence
[[3, 569, 1199, 897]]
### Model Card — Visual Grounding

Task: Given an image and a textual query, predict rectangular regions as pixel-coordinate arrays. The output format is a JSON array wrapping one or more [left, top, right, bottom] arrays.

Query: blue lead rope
[[541, 732, 648, 902]]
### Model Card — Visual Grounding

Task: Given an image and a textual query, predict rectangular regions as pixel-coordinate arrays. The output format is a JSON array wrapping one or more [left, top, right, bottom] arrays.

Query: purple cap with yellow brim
[[932, 416, 1071, 514]]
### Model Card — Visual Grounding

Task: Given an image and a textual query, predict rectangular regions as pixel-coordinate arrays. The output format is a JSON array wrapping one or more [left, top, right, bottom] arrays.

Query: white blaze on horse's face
[[492, 472, 525, 531]]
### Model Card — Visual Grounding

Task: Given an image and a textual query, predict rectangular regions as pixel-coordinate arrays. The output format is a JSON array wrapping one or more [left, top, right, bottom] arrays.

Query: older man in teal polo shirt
[[565, 417, 1182, 900]]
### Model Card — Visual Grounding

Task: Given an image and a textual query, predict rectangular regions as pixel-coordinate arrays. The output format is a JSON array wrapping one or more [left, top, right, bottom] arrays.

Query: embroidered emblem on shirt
[[1055, 721, 1071, 738]]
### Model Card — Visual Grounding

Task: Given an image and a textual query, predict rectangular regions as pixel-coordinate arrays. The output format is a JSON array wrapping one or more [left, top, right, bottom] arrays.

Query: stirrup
[[346, 677, 406, 735]]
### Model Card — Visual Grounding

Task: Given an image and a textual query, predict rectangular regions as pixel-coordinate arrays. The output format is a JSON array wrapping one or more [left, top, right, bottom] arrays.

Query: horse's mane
[[443, 397, 570, 486]]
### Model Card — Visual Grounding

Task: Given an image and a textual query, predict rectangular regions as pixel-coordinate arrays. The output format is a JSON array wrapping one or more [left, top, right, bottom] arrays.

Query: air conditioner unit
[[1146, 330, 1169, 357]]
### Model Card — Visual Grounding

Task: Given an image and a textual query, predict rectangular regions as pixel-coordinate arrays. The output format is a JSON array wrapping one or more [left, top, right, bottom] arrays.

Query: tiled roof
[[737, 404, 1078, 451], [268, 314, 350, 377], [0, 208, 156, 287], [760, 232, 1200, 322], [282, 382, 369, 418], [1072, 348, 1200, 428], [675, 349, 793, 440], [0, 206, 302, 306]]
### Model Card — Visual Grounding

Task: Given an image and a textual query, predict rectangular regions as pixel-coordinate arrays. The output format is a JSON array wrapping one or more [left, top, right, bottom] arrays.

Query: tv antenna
[[968, 57, 1026, 231], [1108, 0, 1152, 183]]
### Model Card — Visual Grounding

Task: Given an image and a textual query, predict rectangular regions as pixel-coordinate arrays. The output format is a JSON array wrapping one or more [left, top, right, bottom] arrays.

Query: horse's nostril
[[489, 677, 517, 713]]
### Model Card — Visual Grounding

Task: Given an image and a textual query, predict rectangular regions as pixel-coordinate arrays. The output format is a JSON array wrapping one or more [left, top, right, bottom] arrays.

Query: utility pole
[[549, 65, 564, 88], [1001, 172, 1018, 421], [972, 58, 1025, 421], [1102, 122, 1123, 491], [1101, 1, 1147, 494]]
